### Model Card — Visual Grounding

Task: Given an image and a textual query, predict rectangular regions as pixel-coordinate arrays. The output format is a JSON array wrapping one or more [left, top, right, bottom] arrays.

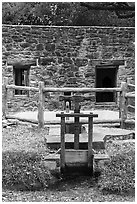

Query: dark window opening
[[13, 65, 30, 95], [95, 66, 118, 103]]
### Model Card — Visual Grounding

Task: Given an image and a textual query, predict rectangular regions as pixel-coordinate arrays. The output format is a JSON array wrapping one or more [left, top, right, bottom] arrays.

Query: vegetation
[[2, 124, 57, 191], [98, 140, 135, 193], [2, 2, 135, 26], [2, 151, 55, 190], [2, 124, 135, 201]]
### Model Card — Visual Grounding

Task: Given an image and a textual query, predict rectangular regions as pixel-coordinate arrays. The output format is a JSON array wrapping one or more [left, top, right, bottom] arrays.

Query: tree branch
[[80, 2, 135, 18]]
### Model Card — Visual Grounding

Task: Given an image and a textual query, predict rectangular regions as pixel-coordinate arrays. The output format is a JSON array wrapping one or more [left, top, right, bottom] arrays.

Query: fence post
[[120, 82, 127, 128], [38, 81, 44, 128], [3, 77, 8, 118]]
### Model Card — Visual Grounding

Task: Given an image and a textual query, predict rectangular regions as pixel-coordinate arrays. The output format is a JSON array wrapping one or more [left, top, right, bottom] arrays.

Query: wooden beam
[[120, 82, 128, 128], [38, 81, 44, 128], [6, 84, 39, 92], [44, 87, 121, 93], [65, 150, 88, 164], [60, 112, 66, 172], [127, 84, 135, 88], [127, 105, 135, 110], [56, 113, 98, 117], [6, 84, 121, 93], [88, 113, 93, 169], [74, 114, 80, 150], [125, 93, 135, 98], [2, 77, 8, 117]]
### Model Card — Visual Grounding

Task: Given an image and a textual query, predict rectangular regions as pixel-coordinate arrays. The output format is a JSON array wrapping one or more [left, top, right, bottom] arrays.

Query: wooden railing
[[2, 77, 135, 128]]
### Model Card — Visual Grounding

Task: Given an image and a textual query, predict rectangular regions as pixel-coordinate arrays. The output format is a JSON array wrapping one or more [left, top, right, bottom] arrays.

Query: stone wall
[[2, 25, 135, 112]]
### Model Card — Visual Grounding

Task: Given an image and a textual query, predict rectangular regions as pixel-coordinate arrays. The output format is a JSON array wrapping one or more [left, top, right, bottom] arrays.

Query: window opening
[[13, 65, 30, 95]]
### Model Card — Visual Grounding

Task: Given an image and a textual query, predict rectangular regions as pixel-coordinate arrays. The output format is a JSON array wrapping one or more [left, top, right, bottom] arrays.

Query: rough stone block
[[45, 43, 55, 52], [36, 43, 44, 51], [20, 42, 30, 48]]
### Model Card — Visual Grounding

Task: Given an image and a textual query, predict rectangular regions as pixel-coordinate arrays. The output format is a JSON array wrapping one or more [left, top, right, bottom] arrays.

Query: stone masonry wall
[[2, 25, 135, 112]]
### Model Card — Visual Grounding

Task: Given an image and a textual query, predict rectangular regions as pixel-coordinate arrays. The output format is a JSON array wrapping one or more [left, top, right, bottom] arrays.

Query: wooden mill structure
[[56, 112, 98, 175], [2, 77, 135, 175]]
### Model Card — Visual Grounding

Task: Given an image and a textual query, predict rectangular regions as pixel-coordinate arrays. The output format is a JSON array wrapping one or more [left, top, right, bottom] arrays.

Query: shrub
[[98, 140, 135, 193], [2, 151, 56, 191]]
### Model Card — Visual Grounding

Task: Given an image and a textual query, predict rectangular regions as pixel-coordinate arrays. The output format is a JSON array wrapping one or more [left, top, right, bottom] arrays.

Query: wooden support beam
[[43, 87, 121, 93], [125, 93, 135, 98], [56, 113, 98, 117], [127, 84, 135, 89], [88, 113, 93, 170], [74, 114, 80, 150], [38, 81, 44, 128], [60, 112, 66, 172], [65, 150, 88, 164], [3, 77, 8, 118], [6, 84, 39, 92], [5, 84, 121, 94]]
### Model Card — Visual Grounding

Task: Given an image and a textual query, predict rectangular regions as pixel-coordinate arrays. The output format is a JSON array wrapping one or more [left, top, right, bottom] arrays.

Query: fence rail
[[127, 83, 135, 89], [125, 92, 135, 98], [6, 84, 121, 93], [2, 77, 135, 129]]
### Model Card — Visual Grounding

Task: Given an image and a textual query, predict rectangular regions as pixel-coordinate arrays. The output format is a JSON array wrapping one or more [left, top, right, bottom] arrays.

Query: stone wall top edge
[[2, 24, 135, 29]]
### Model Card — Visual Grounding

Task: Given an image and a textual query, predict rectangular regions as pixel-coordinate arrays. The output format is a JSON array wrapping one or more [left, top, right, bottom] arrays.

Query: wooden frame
[[3, 77, 135, 129], [56, 112, 98, 174]]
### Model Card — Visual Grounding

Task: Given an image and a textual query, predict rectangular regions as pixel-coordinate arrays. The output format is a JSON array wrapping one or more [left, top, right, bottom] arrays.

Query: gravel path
[[12, 109, 119, 122]]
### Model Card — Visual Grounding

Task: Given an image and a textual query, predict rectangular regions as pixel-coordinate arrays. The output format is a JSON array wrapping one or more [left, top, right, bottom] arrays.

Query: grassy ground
[[2, 123, 135, 202]]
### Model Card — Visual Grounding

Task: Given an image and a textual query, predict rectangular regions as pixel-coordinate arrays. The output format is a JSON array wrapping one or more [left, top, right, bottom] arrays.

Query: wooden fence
[[3, 77, 135, 128]]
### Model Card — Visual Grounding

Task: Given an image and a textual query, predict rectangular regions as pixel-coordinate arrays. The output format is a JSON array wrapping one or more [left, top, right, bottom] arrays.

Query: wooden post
[[88, 113, 93, 171], [60, 112, 66, 173], [74, 114, 80, 149], [74, 96, 80, 150], [3, 77, 8, 118], [38, 81, 44, 128], [120, 82, 127, 128]]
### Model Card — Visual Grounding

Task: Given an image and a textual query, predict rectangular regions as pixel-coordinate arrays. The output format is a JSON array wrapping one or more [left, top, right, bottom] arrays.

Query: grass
[[2, 124, 56, 191], [2, 123, 135, 202], [98, 140, 135, 193]]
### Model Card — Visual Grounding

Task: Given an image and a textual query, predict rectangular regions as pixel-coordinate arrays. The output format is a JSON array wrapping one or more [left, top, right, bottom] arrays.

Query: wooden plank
[[43, 87, 121, 93], [6, 84, 121, 93], [38, 81, 44, 128], [88, 113, 93, 168], [125, 93, 135, 98], [56, 113, 98, 117], [74, 115, 80, 150], [94, 154, 110, 161], [6, 84, 39, 92], [127, 105, 135, 110], [3, 77, 8, 117], [60, 113, 65, 170], [65, 149, 88, 164], [127, 84, 135, 89]]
